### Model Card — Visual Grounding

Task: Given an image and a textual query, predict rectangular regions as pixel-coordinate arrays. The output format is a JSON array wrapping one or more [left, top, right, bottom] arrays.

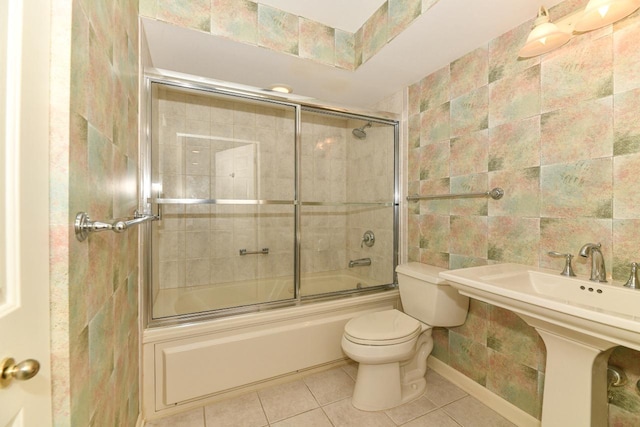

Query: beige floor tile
[[423, 369, 468, 407], [443, 396, 516, 427], [303, 367, 355, 405], [257, 380, 319, 423], [145, 408, 204, 427], [270, 408, 333, 427], [204, 392, 267, 427], [341, 362, 358, 381], [323, 398, 396, 427], [385, 396, 438, 425], [401, 408, 462, 426]]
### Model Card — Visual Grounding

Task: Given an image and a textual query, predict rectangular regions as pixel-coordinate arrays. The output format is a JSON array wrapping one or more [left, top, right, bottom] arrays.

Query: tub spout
[[349, 258, 371, 268]]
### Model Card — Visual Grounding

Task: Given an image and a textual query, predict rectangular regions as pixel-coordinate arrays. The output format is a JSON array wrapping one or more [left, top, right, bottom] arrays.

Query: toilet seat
[[344, 309, 422, 346]]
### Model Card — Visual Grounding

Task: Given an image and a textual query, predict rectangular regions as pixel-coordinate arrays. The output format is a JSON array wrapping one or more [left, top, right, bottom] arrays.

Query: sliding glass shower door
[[144, 77, 399, 324], [148, 82, 297, 319]]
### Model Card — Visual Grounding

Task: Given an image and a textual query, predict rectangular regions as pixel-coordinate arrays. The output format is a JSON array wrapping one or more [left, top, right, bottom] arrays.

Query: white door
[[0, 0, 52, 425]]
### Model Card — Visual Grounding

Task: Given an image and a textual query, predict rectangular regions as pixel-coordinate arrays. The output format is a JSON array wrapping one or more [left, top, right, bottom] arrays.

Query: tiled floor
[[145, 365, 516, 427]]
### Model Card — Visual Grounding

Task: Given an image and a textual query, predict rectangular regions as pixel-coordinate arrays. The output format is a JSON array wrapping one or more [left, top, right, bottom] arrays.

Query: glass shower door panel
[[299, 205, 394, 297], [150, 83, 296, 319]]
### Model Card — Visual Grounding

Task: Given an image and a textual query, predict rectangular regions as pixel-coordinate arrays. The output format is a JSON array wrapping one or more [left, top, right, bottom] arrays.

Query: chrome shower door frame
[[141, 73, 400, 328]]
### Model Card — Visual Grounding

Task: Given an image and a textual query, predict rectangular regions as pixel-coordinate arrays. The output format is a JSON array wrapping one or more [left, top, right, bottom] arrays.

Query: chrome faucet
[[349, 258, 371, 268], [579, 243, 607, 282]]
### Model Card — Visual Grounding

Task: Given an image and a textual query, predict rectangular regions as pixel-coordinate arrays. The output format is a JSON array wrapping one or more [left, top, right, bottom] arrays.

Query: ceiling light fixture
[[519, 6, 571, 58], [519, 1, 640, 58], [574, 0, 640, 31], [269, 84, 293, 94]]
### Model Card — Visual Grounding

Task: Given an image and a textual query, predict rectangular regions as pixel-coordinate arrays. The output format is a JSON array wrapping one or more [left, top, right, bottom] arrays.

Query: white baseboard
[[428, 356, 541, 427]]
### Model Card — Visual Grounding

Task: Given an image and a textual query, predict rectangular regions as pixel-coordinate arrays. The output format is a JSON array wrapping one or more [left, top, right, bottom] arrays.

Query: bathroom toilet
[[341, 262, 469, 411]]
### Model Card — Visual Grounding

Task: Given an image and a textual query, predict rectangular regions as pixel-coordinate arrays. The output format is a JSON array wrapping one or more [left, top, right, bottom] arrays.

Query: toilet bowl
[[341, 263, 469, 411]]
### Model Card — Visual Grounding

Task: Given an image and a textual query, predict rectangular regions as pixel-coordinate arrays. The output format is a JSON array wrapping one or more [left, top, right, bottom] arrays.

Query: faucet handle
[[624, 262, 639, 289], [548, 251, 576, 277]]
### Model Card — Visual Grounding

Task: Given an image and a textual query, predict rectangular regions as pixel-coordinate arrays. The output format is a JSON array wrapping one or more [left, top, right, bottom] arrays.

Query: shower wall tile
[[156, 0, 211, 32], [417, 214, 450, 253], [450, 174, 488, 217], [419, 141, 449, 180], [450, 299, 489, 344], [612, 219, 640, 281], [335, 29, 356, 70], [449, 331, 488, 386], [487, 350, 542, 418], [541, 34, 613, 113], [408, 114, 421, 149], [488, 168, 540, 218], [614, 152, 640, 218], [299, 18, 335, 65], [449, 130, 488, 177], [420, 66, 450, 112], [408, 83, 421, 116], [388, 0, 421, 41], [362, 2, 389, 63], [257, 5, 299, 55], [488, 20, 539, 83], [487, 216, 540, 265], [420, 103, 450, 145], [449, 216, 487, 259], [210, 0, 258, 44], [488, 306, 545, 371], [613, 21, 640, 93], [450, 47, 488, 99], [540, 159, 613, 219], [354, 27, 364, 68], [418, 178, 450, 215], [450, 86, 488, 137], [540, 96, 613, 164], [488, 116, 540, 171], [449, 254, 488, 270], [489, 65, 540, 128], [613, 88, 640, 156]]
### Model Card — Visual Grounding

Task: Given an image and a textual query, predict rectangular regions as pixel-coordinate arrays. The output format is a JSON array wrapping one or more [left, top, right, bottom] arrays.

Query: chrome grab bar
[[406, 187, 504, 201], [239, 248, 269, 256], [74, 210, 158, 242]]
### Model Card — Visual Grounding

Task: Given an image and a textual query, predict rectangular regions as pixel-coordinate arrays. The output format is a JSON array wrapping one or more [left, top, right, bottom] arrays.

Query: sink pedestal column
[[536, 329, 615, 427]]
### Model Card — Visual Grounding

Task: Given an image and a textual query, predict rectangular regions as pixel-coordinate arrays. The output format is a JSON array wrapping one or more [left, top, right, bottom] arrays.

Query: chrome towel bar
[[74, 210, 158, 242], [239, 248, 269, 256], [406, 187, 504, 201]]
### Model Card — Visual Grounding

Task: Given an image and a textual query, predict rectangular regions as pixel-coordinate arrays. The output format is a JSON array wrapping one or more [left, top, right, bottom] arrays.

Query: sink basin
[[440, 263, 640, 427]]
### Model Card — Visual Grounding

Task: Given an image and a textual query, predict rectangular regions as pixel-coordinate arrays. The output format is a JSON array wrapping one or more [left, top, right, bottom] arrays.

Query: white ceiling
[[143, 0, 565, 109]]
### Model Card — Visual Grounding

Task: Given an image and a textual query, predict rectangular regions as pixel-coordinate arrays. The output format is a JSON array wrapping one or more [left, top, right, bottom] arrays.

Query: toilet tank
[[396, 263, 469, 327]]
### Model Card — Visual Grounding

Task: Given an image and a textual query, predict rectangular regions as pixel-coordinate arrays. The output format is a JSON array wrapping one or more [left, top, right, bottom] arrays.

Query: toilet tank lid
[[395, 262, 448, 284]]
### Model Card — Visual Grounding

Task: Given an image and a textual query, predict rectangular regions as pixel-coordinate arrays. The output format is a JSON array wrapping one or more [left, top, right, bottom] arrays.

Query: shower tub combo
[[140, 73, 400, 420]]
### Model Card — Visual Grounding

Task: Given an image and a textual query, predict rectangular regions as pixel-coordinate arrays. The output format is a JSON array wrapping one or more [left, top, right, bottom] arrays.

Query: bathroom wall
[[407, 0, 640, 423], [49, 0, 140, 425]]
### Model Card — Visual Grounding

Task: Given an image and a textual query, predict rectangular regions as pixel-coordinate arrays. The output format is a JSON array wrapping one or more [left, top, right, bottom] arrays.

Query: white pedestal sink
[[440, 264, 640, 427]]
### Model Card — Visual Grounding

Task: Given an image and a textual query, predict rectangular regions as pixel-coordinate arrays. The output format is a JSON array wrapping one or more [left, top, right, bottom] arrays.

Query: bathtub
[[152, 269, 386, 318], [142, 273, 399, 421]]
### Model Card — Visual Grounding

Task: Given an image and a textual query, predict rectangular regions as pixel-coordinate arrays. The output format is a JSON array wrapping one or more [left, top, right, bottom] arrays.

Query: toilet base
[[350, 332, 433, 411]]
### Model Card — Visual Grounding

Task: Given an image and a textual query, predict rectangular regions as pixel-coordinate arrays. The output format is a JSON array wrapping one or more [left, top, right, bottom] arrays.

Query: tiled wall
[[50, 0, 140, 425], [139, 0, 440, 70], [407, 0, 640, 423]]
